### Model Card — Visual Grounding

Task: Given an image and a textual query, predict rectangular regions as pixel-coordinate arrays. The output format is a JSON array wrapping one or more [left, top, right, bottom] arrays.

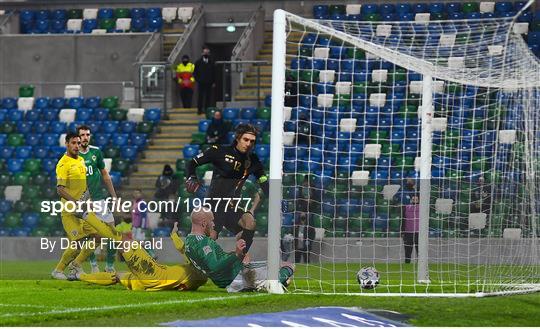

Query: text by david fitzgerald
[[41, 238, 162, 253]]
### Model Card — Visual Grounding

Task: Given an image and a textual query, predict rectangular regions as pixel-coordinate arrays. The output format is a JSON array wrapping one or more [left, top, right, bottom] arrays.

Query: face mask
[[182, 60, 188, 64], [203, 54, 209, 59]]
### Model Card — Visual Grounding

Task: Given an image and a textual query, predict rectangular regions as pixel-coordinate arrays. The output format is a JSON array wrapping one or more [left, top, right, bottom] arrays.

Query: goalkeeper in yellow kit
[[77, 222, 207, 291]]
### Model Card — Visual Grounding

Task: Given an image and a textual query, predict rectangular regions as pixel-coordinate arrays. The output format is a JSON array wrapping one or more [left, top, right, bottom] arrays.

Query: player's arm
[[170, 222, 185, 254], [185, 145, 220, 193], [97, 150, 118, 198], [56, 185, 78, 202], [204, 239, 245, 273], [251, 155, 269, 196]]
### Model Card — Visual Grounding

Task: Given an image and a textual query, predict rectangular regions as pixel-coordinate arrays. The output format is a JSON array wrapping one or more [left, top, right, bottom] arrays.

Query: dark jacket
[[205, 118, 229, 145], [193, 56, 216, 84]]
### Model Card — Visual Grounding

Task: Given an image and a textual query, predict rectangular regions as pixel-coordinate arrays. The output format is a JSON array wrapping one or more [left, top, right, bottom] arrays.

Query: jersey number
[[86, 165, 93, 176], [233, 161, 241, 171]]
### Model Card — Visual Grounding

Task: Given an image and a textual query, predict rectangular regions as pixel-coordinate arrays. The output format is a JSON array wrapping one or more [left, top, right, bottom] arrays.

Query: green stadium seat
[[8, 134, 24, 147], [104, 146, 120, 159], [110, 108, 127, 121], [137, 122, 153, 134], [19, 85, 34, 97], [462, 2, 479, 13], [195, 163, 211, 178], [352, 82, 368, 95], [205, 107, 219, 120], [23, 185, 41, 200], [112, 159, 129, 174], [299, 70, 319, 82], [176, 159, 186, 172], [299, 47, 313, 57], [67, 9, 83, 19], [31, 227, 49, 237], [364, 13, 381, 21], [262, 132, 270, 144], [31, 173, 49, 185], [101, 96, 119, 109], [191, 132, 206, 145], [369, 130, 388, 142], [114, 8, 130, 18], [99, 18, 115, 31], [4, 212, 21, 228], [328, 4, 346, 15], [446, 83, 462, 94], [1, 122, 15, 134], [15, 200, 31, 212], [41, 186, 57, 200], [13, 172, 31, 185], [407, 94, 421, 106], [347, 48, 365, 59], [24, 159, 41, 173]]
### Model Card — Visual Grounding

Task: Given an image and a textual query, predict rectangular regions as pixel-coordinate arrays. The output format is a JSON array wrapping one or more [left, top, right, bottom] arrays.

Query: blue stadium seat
[[198, 120, 210, 132], [130, 133, 147, 148], [50, 97, 65, 109], [254, 144, 270, 160], [34, 122, 49, 134], [144, 108, 161, 123], [50, 19, 66, 33], [49, 121, 67, 134], [147, 17, 163, 32], [103, 121, 119, 134], [20, 10, 35, 23], [93, 107, 109, 121], [396, 3, 412, 14], [109, 171, 122, 186], [240, 107, 257, 120], [82, 19, 98, 33], [0, 200, 12, 213], [42, 108, 59, 121], [10, 228, 30, 237], [86, 121, 101, 133], [131, 18, 146, 32], [42, 133, 59, 147], [16, 122, 32, 134], [25, 109, 41, 121], [35, 10, 50, 20], [313, 5, 329, 19], [252, 119, 269, 132], [0, 134, 6, 145], [42, 158, 56, 173], [33, 145, 49, 159], [33, 19, 49, 34], [0, 146, 13, 159], [112, 133, 129, 145], [495, 2, 513, 13], [1, 97, 17, 109], [146, 7, 161, 19], [76, 108, 93, 121], [131, 8, 146, 19], [84, 96, 101, 109], [67, 97, 84, 109], [120, 121, 136, 134], [98, 8, 114, 19], [34, 97, 49, 109], [232, 119, 250, 128], [93, 134, 110, 148], [121, 146, 138, 161], [223, 108, 240, 120], [226, 131, 235, 144], [8, 109, 23, 122], [49, 146, 66, 159], [52, 9, 67, 21], [7, 159, 24, 173], [22, 213, 40, 228], [183, 144, 200, 159]]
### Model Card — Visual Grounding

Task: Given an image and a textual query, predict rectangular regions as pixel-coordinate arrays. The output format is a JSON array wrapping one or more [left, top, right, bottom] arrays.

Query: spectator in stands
[[284, 74, 298, 107], [175, 54, 195, 108], [154, 165, 179, 201], [402, 194, 420, 264], [205, 110, 228, 145], [296, 113, 311, 145], [193, 45, 216, 115]]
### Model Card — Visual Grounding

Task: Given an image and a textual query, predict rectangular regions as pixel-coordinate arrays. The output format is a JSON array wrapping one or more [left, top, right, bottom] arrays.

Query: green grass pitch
[[0, 260, 539, 326]]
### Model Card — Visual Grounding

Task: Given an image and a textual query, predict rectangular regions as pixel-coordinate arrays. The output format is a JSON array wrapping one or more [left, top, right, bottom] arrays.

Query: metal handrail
[[231, 7, 263, 61], [167, 5, 204, 64], [215, 60, 268, 108], [0, 10, 15, 34], [135, 32, 160, 64]]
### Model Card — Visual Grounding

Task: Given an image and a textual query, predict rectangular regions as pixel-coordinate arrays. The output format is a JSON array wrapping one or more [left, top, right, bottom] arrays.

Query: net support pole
[[266, 9, 287, 294], [417, 74, 433, 284]]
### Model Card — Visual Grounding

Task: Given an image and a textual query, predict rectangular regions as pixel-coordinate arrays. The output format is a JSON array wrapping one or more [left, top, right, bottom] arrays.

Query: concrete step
[[146, 144, 188, 151], [144, 150, 182, 159], [167, 112, 200, 120], [118, 187, 155, 199], [132, 170, 164, 177], [152, 137, 192, 146], [139, 157, 181, 164], [125, 177, 159, 187], [160, 119, 200, 125], [155, 132, 195, 138], [136, 163, 175, 173], [243, 76, 272, 85], [159, 125, 198, 133]]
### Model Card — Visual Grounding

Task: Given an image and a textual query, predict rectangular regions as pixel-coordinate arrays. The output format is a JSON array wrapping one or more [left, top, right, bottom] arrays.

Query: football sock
[[55, 247, 79, 272], [88, 252, 97, 267], [279, 266, 294, 286], [240, 229, 255, 253], [106, 246, 116, 268]]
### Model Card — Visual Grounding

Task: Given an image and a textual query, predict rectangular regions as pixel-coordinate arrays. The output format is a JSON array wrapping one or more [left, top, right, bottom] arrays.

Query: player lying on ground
[[75, 222, 207, 291], [185, 124, 269, 254], [184, 209, 294, 292]]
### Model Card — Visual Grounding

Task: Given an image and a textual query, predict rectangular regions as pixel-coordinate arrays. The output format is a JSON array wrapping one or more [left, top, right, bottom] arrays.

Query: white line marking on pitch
[[0, 294, 266, 318], [0, 304, 65, 309]]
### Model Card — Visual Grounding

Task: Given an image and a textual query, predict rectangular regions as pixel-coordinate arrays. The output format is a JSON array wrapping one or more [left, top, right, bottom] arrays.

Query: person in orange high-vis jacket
[[175, 54, 195, 108]]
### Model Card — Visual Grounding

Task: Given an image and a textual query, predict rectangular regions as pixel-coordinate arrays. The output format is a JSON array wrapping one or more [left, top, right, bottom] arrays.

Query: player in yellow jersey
[[76, 222, 207, 291], [51, 132, 99, 279]]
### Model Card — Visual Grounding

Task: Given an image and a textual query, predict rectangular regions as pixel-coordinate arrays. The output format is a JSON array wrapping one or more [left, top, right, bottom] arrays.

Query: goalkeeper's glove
[[185, 176, 201, 194]]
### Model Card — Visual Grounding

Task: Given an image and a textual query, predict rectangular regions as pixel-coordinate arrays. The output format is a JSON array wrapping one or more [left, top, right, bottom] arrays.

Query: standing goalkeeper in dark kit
[[185, 124, 269, 253]]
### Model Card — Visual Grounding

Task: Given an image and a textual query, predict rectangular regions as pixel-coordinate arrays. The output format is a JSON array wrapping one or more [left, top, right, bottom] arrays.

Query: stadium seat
[[162, 7, 177, 23], [130, 8, 146, 19], [49, 146, 66, 159], [0, 134, 6, 145], [121, 146, 138, 161], [59, 109, 76, 123], [147, 17, 163, 32], [144, 108, 161, 123], [66, 19, 82, 33], [7, 134, 24, 147], [49, 121, 67, 134], [1, 97, 16, 109], [146, 7, 161, 19], [41, 158, 56, 173], [115, 18, 131, 32], [42, 133, 58, 147], [137, 122, 153, 134], [50, 19, 67, 33], [34, 19, 49, 34], [112, 159, 129, 174], [131, 17, 146, 32], [127, 108, 145, 122], [33, 146, 49, 159], [0, 146, 13, 159], [75, 108, 93, 121], [198, 120, 210, 132], [130, 133, 147, 148], [8, 109, 23, 122], [7, 159, 24, 174], [103, 145, 120, 158], [103, 121, 119, 134], [182, 144, 200, 159], [15, 146, 32, 159], [16, 121, 32, 134], [94, 107, 109, 121], [97, 8, 114, 19], [120, 121, 136, 133], [112, 133, 129, 145], [114, 8, 131, 19], [178, 7, 193, 23], [82, 19, 98, 33], [110, 108, 127, 121]]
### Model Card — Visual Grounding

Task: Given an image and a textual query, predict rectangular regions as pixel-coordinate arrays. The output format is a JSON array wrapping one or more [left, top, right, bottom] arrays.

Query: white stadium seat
[[4, 186, 23, 202], [83, 8, 98, 20], [17, 97, 34, 111], [64, 85, 81, 98], [91, 29, 107, 35], [103, 158, 112, 172], [177, 7, 194, 23], [127, 108, 145, 122], [162, 7, 177, 23], [59, 133, 66, 146], [67, 19, 82, 32], [59, 109, 76, 123], [115, 18, 131, 32]]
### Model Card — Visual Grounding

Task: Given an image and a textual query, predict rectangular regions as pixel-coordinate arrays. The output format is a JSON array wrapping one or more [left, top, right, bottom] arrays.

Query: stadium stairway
[[119, 107, 198, 198], [161, 26, 185, 61], [234, 29, 301, 101]]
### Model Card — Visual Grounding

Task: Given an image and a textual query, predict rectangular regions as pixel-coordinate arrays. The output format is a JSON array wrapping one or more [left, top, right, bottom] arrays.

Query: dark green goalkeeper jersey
[[184, 234, 243, 288], [79, 145, 107, 201]]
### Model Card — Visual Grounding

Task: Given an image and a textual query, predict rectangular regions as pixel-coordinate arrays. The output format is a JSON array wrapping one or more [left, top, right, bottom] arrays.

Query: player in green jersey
[[184, 209, 294, 292], [77, 125, 119, 273]]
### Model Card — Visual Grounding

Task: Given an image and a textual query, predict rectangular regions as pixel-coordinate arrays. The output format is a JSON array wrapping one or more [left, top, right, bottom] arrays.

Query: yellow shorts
[[61, 212, 98, 241]]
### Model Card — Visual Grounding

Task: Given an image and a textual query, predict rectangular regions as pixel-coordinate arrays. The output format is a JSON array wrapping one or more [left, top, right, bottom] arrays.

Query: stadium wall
[[1, 237, 536, 265], [0, 33, 153, 98]]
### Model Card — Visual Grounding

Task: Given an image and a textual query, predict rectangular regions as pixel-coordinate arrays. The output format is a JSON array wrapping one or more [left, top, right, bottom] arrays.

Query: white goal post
[[268, 4, 540, 296]]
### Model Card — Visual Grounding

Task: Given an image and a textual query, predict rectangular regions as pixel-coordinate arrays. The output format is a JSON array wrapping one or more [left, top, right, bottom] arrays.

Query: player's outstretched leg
[[238, 212, 256, 253], [52, 246, 79, 280]]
